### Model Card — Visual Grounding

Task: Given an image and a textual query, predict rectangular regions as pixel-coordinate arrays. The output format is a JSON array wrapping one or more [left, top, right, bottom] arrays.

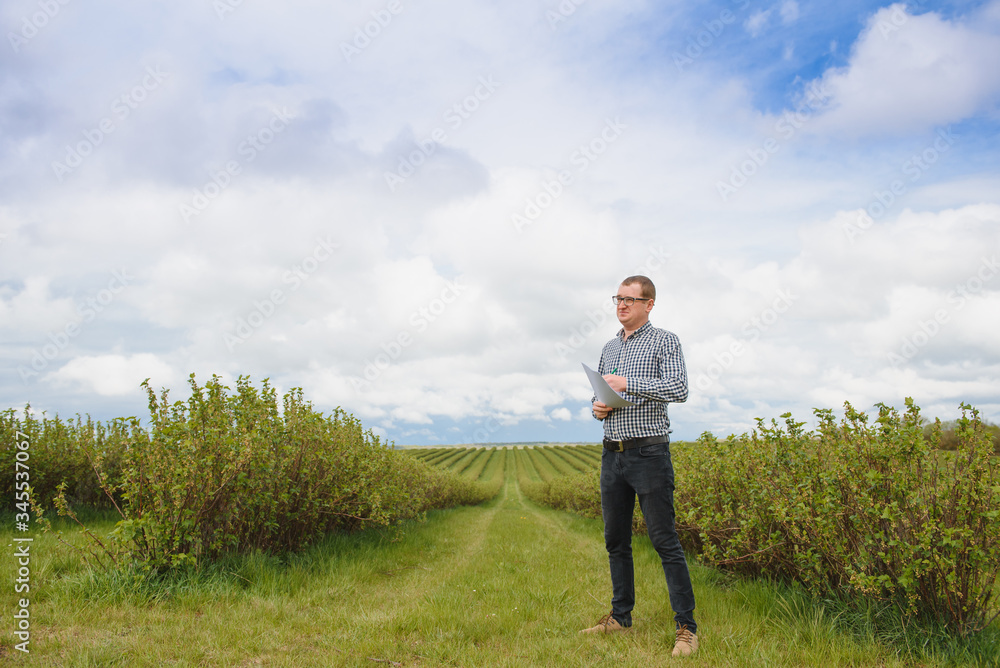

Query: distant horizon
[[395, 441, 602, 448]]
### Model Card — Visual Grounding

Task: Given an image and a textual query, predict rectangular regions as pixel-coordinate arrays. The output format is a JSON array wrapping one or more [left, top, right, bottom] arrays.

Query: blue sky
[[2, 0, 999, 445]]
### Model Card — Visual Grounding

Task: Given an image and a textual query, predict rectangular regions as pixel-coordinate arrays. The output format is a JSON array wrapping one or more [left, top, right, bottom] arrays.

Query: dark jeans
[[601, 441, 696, 633]]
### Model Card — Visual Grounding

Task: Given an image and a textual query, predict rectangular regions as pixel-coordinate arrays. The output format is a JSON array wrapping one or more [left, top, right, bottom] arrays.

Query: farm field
[[4, 443, 988, 666]]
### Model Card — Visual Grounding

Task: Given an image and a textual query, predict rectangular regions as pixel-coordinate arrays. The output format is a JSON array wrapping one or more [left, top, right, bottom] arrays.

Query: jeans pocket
[[638, 443, 667, 457]]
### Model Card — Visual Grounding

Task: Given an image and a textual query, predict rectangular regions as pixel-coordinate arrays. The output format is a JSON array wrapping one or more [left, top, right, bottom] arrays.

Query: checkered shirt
[[593, 320, 689, 440]]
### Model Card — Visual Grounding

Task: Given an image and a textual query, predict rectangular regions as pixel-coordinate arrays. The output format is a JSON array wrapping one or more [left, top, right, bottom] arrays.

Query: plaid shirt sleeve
[[593, 321, 688, 440]]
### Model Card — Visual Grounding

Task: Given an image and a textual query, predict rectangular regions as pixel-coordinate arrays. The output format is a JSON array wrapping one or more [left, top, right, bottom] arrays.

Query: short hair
[[621, 275, 655, 301]]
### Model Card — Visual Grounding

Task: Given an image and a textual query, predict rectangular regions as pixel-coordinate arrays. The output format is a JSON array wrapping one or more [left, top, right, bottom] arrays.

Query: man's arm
[[622, 333, 688, 403], [592, 346, 611, 420]]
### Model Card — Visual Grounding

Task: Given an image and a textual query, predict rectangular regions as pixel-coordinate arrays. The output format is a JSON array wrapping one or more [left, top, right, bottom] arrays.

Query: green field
[[3, 442, 995, 666]]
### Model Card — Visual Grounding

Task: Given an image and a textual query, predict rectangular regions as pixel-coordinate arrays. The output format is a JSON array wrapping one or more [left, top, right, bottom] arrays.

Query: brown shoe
[[579, 612, 628, 634], [671, 626, 698, 656]]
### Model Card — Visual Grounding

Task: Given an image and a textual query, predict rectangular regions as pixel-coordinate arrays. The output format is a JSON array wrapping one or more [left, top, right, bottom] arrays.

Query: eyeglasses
[[612, 296, 652, 306]]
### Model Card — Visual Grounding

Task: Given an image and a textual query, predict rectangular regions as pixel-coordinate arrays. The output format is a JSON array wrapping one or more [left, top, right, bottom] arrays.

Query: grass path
[[5, 454, 953, 666]]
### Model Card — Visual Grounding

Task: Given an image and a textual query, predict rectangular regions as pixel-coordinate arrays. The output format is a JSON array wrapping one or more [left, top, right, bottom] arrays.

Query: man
[[580, 275, 698, 657]]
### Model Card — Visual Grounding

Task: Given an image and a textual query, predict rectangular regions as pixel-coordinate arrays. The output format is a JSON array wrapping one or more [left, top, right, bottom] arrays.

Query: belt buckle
[[613, 440, 624, 452]]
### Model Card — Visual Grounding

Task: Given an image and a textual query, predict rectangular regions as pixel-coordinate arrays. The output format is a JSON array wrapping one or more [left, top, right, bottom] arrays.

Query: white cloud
[[48, 353, 180, 397], [780, 1, 799, 24], [806, 4, 1000, 135], [2, 0, 999, 444], [682, 203, 1000, 432], [308, 203, 1000, 438], [745, 9, 772, 37], [0, 277, 78, 335], [550, 407, 572, 421]]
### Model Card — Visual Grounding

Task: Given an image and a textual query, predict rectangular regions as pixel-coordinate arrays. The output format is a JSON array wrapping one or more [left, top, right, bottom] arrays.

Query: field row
[[405, 444, 601, 484]]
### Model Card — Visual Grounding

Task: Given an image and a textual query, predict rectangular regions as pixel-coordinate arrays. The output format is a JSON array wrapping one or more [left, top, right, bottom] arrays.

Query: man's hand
[[592, 400, 611, 419], [603, 374, 627, 393]]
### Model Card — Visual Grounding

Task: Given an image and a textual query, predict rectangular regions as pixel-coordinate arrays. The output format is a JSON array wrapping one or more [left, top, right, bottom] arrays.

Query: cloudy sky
[[2, 0, 998, 445]]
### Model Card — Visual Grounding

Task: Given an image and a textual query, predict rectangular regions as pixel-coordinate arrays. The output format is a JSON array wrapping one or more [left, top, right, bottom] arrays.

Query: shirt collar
[[617, 320, 652, 341]]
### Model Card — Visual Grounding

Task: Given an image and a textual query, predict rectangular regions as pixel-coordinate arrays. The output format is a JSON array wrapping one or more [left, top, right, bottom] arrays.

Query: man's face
[[616, 282, 653, 330]]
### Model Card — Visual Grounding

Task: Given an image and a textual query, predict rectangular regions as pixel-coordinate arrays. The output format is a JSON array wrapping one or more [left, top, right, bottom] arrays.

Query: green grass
[[547, 446, 595, 473], [445, 448, 480, 476], [554, 445, 600, 470], [434, 446, 471, 470], [525, 447, 558, 482], [461, 448, 498, 481], [477, 449, 505, 483], [514, 447, 541, 484], [534, 447, 580, 476], [407, 448, 444, 464], [2, 446, 995, 666]]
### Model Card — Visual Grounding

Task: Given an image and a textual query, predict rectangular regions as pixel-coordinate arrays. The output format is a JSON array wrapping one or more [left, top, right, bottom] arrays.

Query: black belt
[[603, 435, 669, 452]]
